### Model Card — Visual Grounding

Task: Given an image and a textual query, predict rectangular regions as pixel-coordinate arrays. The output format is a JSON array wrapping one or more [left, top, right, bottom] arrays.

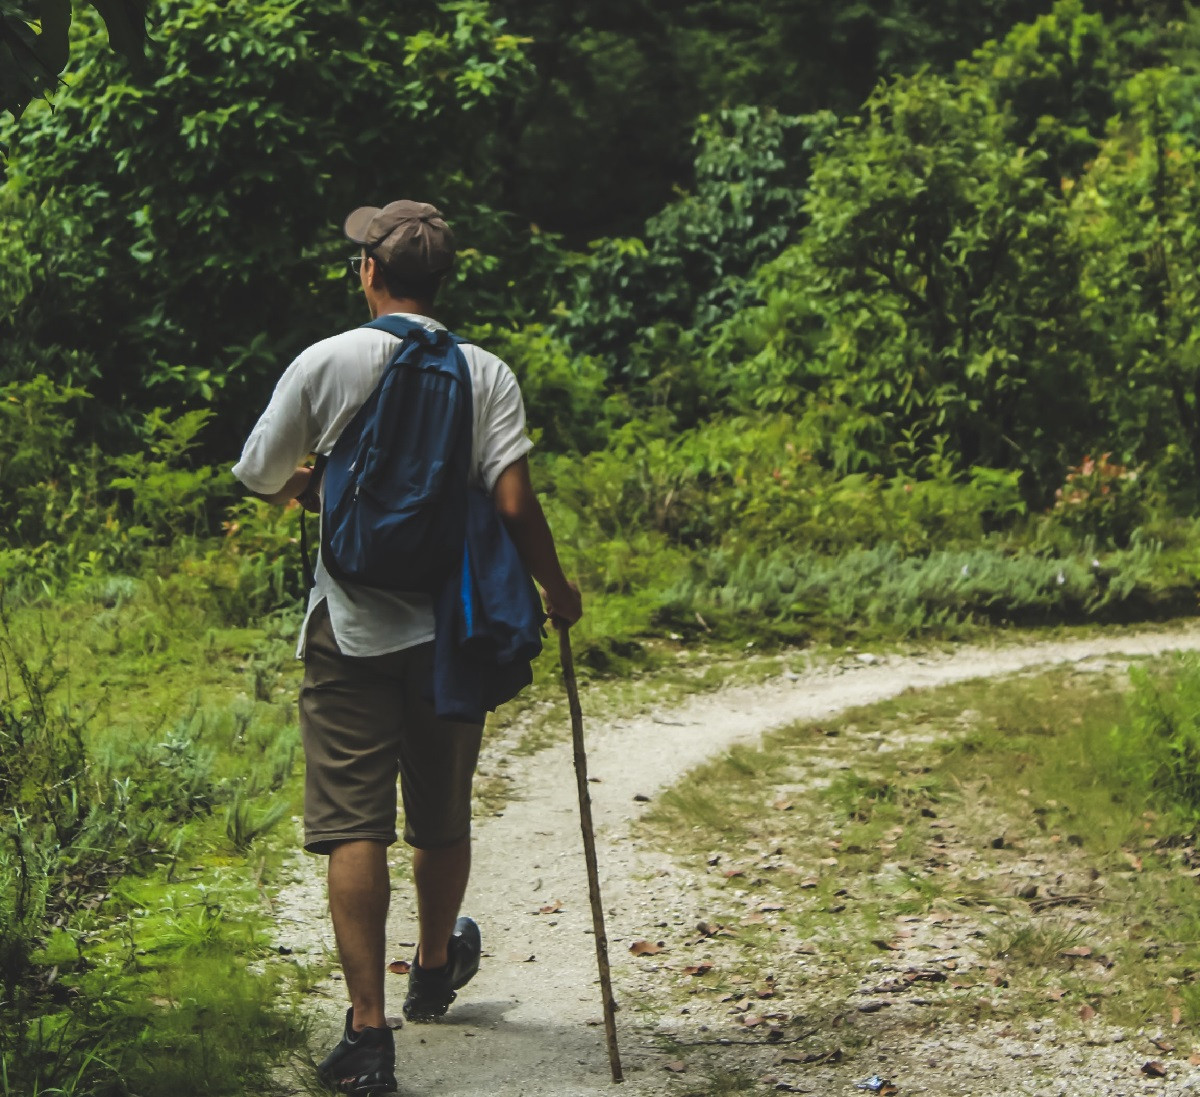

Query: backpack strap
[[361, 314, 468, 346]]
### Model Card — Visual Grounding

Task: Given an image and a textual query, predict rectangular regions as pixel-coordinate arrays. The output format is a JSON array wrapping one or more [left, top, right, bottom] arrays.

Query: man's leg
[[328, 838, 391, 1031], [412, 836, 471, 969]]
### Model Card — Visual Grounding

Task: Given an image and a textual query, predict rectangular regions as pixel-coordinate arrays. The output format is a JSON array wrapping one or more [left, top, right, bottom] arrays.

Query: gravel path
[[272, 625, 1200, 1096]]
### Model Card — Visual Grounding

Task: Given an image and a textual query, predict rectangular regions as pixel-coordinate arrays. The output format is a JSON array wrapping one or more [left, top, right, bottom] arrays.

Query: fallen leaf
[[1153, 1038, 1175, 1053], [1142, 1061, 1167, 1078], [773, 798, 794, 811], [742, 912, 767, 925], [1046, 988, 1066, 1001], [629, 940, 666, 956], [683, 963, 713, 977], [538, 900, 563, 915], [1189, 1053, 1200, 1067], [387, 959, 411, 975], [742, 1014, 765, 1027], [1061, 946, 1093, 958], [871, 939, 901, 952], [1172, 1007, 1183, 1027], [724, 868, 746, 879], [1079, 1004, 1097, 1021], [664, 1060, 686, 1073]]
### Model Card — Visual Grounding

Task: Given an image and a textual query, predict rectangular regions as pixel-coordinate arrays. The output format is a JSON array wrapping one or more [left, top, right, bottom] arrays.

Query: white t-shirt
[[232, 313, 534, 657]]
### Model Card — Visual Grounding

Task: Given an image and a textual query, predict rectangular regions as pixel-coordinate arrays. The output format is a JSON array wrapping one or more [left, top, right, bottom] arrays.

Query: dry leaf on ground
[[629, 939, 666, 956]]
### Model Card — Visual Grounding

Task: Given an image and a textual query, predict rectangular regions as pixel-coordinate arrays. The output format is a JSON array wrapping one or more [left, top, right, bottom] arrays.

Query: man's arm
[[492, 457, 582, 626]]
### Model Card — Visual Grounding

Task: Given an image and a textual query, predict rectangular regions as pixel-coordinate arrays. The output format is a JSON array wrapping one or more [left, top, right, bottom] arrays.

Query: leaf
[[538, 900, 563, 914], [1079, 1004, 1096, 1021], [683, 963, 713, 976], [1141, 1061, 1167, 1078], [88, 0, 149, 64], [871, 938, 901, 951], [1046, 988, 1066, 1001], [387, 959, 411, 975], [773, 798, 794, 811], [31, 0, 72, 76], [629, 940, 665, 956], [664, 1061, 686, 1073], [1172, 1007, 1183, 1027], [1060, 946, 1092, 958]]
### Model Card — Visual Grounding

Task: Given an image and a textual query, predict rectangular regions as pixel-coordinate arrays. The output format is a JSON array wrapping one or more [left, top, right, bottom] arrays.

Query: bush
[[1113, 655, 1200, 823]]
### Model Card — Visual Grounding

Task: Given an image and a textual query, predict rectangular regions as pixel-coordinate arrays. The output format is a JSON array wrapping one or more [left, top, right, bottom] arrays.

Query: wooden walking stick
[[558, 625, 624, 1084]]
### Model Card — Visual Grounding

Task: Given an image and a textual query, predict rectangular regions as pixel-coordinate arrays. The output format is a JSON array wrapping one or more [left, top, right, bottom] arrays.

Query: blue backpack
[[317, 314, 473, 593]]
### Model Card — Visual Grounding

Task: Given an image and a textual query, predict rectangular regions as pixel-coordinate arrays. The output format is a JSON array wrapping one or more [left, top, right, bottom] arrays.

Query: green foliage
[[659, 538, 1180, 642], [1044, 451, 1150, 547], [1113, 654, 1200, 822], [964, 0, 1120, 181], [108, 406, 223, 541], [464, 324, 610, 452], [0, 598, 307, 1096], [0, 0, 538, 448], [1073, 70, 1200, 502], [718, 71, 1098, 498], [0, 1, 149, 130], [555, 107, 835, 382]]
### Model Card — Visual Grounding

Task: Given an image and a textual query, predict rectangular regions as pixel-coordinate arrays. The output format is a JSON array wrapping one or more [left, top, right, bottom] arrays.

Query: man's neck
[[371, 295, 433, 319]]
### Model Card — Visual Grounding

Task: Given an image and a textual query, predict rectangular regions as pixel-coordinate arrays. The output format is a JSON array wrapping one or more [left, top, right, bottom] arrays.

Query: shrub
[[1113, 655, 1200, 823]]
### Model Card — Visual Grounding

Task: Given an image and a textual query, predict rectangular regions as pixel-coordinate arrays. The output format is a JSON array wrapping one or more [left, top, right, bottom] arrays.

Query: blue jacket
[[433, 487, 544, 722]]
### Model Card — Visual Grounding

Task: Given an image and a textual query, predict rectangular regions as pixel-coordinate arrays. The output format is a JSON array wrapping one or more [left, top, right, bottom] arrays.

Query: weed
[[225, 785, 290, 851], [985, 916, 1090, 969]]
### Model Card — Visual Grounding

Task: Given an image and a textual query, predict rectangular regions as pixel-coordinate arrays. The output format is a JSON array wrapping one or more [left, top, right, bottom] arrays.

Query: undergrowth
[[0, 598, 310, 1096]]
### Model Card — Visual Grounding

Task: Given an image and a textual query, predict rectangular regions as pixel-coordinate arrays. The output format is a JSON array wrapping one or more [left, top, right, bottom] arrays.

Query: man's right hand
[[543, 580, 582, 628]]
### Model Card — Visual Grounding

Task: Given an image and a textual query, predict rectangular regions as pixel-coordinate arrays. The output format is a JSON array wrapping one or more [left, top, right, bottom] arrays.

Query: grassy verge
[[0, 583, 315, 1097], [629, 654, 1200, 1093]]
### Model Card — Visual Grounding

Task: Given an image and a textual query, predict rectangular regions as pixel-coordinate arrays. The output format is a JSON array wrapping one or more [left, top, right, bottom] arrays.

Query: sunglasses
[[347, 254, 365, 278]]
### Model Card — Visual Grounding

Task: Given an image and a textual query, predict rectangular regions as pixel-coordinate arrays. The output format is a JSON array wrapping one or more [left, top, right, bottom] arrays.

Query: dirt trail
[[273, 626, 1200, 1096]]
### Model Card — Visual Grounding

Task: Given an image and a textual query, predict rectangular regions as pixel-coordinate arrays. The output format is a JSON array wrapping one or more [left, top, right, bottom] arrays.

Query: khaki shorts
[[299, 601, 483, 853]]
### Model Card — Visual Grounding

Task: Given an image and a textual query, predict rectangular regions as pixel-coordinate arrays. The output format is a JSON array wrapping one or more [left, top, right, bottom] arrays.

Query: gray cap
[[343, 200, 456, 278]]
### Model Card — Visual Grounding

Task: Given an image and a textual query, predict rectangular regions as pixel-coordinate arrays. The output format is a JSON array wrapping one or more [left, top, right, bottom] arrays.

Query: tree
[[1074, 68, 1200, 497], [0, 0, 536, 450], [718, 73, 1100, 498]]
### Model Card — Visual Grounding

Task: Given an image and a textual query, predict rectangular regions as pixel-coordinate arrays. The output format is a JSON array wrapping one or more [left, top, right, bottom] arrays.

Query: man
[[232, 200, 582, 1096]]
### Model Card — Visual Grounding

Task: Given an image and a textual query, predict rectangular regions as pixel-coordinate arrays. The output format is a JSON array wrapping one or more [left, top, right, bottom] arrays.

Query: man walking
[[232, 200, 582, 1095]]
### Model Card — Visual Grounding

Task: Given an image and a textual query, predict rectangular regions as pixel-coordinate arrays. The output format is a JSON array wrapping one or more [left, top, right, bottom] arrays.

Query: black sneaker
[[402, 916, 481, 1022], [316, 1007, 396, 1095]]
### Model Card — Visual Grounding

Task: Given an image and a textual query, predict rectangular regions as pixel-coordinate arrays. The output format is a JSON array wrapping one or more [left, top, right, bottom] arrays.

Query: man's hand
[[252, 465, 319, 509], [294, 466, 321, 513], [543, 580, 582, 628]]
